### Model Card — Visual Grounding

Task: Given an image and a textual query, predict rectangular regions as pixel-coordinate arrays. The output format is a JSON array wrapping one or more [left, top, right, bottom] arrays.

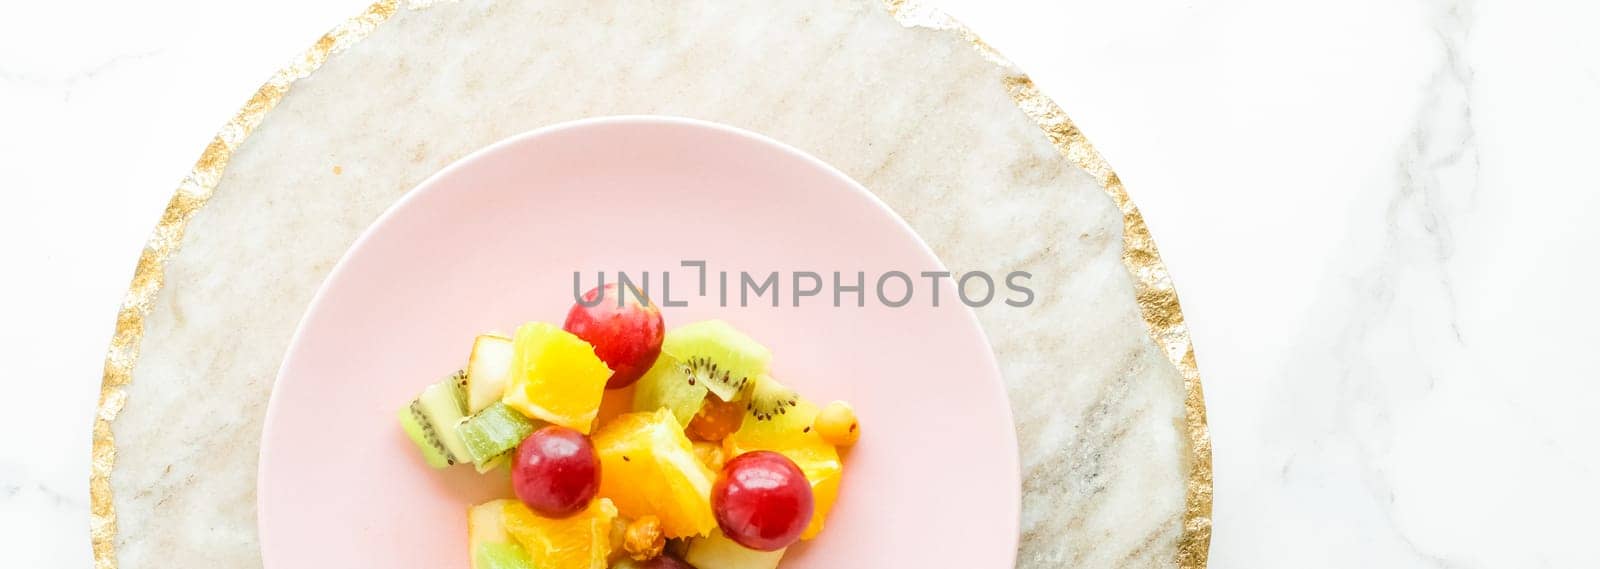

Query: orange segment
[[501, 498, 616, 569], [591, 409, 719, 538], [724, 399, 843, 540], [502, 322, 612, 433]]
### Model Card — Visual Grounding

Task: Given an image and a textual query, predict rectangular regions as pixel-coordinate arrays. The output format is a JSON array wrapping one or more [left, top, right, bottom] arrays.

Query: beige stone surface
[[107, 1, 1199, 566]]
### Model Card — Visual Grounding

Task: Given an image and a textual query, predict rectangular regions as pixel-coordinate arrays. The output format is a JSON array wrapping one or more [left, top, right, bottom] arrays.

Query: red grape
[[511, 426, 600, 518], [711, 451, 814, 551], [564, 283, 665, 388]]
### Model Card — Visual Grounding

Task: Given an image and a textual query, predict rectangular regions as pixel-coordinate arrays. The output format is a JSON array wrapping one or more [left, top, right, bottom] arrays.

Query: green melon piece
[[457, 401, 538, 471], [473, 542, 534, 569]]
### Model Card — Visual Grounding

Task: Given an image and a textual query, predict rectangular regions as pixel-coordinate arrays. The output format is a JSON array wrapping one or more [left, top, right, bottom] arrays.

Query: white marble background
[[3, 0, 1598, 567]]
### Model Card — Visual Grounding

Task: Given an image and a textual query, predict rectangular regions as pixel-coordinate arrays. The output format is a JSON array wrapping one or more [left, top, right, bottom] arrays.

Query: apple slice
[[685, 530, 785, 569], [467, 334, 515, 413]]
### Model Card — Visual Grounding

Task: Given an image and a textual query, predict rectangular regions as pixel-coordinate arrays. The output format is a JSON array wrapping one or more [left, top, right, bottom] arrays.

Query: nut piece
[[624, 515, 666, 561], [815, 401, 859, 446]]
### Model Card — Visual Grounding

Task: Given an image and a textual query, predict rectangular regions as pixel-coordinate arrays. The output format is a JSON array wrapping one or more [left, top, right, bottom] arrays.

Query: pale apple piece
[[685, 530, 785, 569], [467, 334, 515, 413], [468, 500, 513, 562], [468, 500, 538, 568]]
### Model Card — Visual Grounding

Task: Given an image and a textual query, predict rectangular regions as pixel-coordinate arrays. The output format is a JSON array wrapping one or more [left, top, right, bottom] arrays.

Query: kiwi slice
[[399, 372, 472, 468], [661, 320, 772, 402], [397, 408, 450, 468], [632, 351, 710, 426], [457, 401, 538, 471], [744, 373, 800, 422]]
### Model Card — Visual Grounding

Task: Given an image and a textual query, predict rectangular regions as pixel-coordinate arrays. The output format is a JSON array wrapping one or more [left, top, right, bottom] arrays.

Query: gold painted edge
[[89, 2, 403, 567], [90, 1, 1210, 567], [1005, 77, 1215, 567], [882, 1, 1214, 566]]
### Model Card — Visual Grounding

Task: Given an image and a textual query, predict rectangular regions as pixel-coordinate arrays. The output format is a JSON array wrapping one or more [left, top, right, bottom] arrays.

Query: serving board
[[91, 1, 1211, 567]]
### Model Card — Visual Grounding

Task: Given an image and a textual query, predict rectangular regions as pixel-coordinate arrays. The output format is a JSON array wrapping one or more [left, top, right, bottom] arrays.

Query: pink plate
[[259, 116, 1019, 567]]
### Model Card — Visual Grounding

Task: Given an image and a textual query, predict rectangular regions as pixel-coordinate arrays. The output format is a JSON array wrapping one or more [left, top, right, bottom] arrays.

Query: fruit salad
[[399, 284, 860, 569]]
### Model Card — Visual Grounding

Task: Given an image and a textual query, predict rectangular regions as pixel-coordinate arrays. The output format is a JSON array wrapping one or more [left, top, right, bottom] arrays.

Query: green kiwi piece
[[473, 542, 535, 569], [660, 320, 772, 402], [457, 402, 537, 470], [398, 406, 450, 468], [744, 373, 800, 422], [399, 372, 472, 468], [632, 352, 710, 426], [451, 369, 470, 409]]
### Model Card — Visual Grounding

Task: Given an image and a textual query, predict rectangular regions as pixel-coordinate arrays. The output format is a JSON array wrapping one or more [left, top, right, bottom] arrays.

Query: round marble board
[[90, 1, 1211, 568]]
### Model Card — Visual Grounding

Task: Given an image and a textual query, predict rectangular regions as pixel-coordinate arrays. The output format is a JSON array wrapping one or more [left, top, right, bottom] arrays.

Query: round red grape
[[512, 425, 600, 518], [565, 283, 665, 389], [711, 451, 814, 551]]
